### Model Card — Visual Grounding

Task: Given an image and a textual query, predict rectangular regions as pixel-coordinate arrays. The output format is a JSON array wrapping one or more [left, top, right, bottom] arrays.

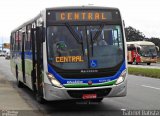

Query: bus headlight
[[115, 70, 127, 85], [46, 73, 63, 88]]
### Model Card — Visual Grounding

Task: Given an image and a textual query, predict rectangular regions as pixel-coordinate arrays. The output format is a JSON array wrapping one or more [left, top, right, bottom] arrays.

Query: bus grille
[[60, 72, 117, 79], [67, 88, 111, 98]]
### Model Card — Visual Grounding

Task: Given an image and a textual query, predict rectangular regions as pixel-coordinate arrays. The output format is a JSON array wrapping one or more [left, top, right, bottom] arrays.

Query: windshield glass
[[47, 25, 124, 69], [140, 45, 157, 57]]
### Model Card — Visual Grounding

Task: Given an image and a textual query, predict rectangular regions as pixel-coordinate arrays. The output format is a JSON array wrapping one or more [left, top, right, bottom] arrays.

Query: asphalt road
[[0, 57, 160, 116]]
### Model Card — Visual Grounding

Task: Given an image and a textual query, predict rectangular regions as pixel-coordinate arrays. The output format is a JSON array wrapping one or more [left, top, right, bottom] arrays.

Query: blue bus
[[10, 6, 127, 103]]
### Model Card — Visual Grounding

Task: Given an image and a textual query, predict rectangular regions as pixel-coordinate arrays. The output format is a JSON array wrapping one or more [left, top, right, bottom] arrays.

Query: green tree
[[125, 26, 145, 42], [3, 43, 10, 49]]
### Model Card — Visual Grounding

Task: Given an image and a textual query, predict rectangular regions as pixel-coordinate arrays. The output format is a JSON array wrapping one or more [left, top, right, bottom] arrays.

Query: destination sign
[[55, 56, 84, 63], [47, 10, 115, 22], [55, 11, 112, 21]]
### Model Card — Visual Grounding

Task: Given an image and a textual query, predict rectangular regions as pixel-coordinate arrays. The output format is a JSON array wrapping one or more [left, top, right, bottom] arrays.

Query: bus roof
[[11, 6, 120, 33], [46, 6, 119, 11], [126, 41, 155, 46]]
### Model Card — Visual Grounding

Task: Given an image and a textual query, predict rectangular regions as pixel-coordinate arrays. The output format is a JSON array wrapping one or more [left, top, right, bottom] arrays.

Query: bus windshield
[[47, 24, 124, 70], [140, 45, 157, 57]]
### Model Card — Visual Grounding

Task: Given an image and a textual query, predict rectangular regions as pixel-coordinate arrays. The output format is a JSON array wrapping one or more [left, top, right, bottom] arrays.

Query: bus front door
[[31, 27, 44, 103], [22, 32, 26, 83]]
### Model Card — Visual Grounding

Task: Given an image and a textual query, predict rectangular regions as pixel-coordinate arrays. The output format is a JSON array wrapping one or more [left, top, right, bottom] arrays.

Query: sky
[[0, 0, 160, 43]]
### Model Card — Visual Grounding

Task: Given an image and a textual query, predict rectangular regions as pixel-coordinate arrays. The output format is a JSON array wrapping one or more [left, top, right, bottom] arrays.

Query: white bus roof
[[126, 41, 155, 46]]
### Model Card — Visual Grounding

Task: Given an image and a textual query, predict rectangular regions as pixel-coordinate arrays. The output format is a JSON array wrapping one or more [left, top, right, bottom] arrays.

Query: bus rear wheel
[[36, 93, 46, 104], [147, 63, 151, 65], [17, 80, 24, 88], [133, 58, 138, 65]]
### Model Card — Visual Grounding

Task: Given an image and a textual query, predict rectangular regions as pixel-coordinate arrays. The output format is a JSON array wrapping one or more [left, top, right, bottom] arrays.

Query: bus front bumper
[[43, 79, 127, 101]]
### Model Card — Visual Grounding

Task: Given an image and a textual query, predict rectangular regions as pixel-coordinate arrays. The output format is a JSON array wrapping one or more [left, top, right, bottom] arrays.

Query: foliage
[[128, 67, 160, 79], [3, 43, 10, 49], [125, 26, 145, 41]]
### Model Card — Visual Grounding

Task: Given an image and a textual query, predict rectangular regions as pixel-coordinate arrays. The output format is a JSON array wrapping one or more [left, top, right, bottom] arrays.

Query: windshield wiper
[[92, 24, 104, 42], [65, 23, 85, 55], [65, 23, 82, 44]]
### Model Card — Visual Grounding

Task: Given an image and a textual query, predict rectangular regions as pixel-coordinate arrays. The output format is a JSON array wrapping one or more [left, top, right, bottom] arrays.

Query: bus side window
[[27, 25, 32, 51], [15, 31, 19, 52], [18, 30, 22, 52], [13, 33, 16, 54], [25, 33, 28, 51], [25, 25, 32, 52], [11, 33, 15, 51], [11, 33, 15, 58]]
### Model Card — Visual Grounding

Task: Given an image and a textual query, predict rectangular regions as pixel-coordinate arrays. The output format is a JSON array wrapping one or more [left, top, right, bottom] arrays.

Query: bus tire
[[16, 67, 24, 88], [36, 93, 46, 104], [133, 58, 138, 65], [17, 80, 24, 88], [147, 63, 151, 65], [31, 70, 37, 92]]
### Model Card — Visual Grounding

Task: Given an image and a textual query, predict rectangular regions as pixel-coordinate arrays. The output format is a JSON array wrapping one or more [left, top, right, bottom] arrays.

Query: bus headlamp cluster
[[46, 73, 63, 88], [115, 70, 127, 85]]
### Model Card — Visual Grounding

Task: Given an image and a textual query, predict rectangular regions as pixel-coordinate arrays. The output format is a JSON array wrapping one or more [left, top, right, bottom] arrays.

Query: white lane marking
[[141, 85, 160, 90]]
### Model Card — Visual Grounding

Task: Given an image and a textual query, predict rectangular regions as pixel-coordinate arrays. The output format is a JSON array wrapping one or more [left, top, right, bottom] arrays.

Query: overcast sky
[[0, 0, 160, 43]]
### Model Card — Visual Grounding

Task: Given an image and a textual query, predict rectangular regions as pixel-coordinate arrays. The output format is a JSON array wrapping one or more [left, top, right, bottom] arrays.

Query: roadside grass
[[128, 67, 160, 79]]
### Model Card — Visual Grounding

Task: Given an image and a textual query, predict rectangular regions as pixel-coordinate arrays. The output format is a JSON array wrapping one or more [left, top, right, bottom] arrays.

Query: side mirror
[[156, 46, 159, 51], [123, 20, 125, 27]]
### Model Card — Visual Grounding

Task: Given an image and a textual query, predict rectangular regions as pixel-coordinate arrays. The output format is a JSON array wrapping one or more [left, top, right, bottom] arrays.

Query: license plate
[[82, 94, 97, 99]]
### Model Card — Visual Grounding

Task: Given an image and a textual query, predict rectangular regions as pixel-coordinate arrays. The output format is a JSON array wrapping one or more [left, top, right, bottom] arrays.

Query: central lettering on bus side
[[56, 56, 84, 63], [60, 12, 107, 21]]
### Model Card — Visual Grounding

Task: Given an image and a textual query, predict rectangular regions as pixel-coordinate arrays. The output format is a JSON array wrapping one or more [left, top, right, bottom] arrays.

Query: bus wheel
[[133, 58, 138, 65], [36, 93, 46, 104], [147, 63, 151, 65], [17, 81, 24, 88], [16, 67, 23, 88], [31, 70, 37, 92]]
